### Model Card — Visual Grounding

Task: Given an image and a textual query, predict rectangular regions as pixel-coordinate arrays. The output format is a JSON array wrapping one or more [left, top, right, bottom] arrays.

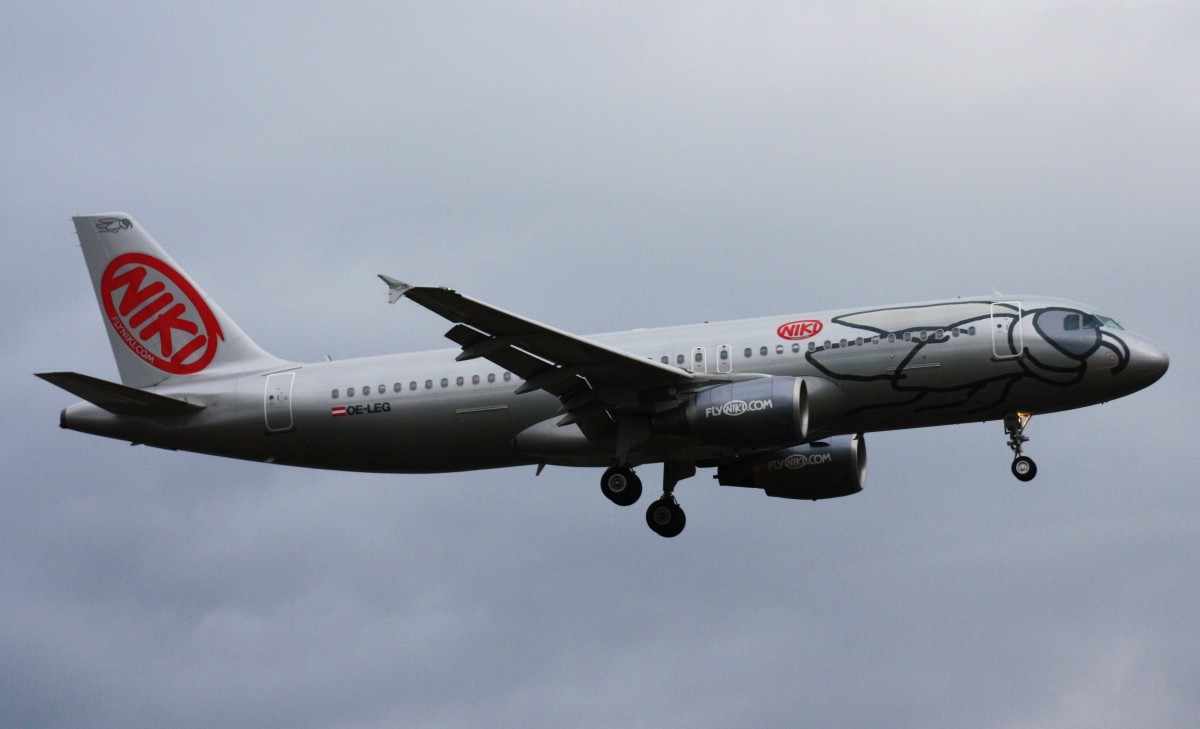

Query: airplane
[[38, 213, 1170, 537]]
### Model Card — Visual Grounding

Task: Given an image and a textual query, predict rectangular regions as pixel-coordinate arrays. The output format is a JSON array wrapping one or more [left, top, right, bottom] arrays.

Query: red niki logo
[[777, 319, 823, 340], [100, 253, 223, 375]]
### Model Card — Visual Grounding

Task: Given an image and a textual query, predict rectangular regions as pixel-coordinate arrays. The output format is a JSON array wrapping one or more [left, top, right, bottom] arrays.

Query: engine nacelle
[[716, 434, 866, 500], [652, 376, 846, 451], [651, 376, 805, 450]]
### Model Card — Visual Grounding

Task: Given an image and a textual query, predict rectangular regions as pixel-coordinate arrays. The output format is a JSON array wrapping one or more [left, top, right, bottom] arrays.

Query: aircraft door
[[691, 346, 707, 373], [990, 302, 1024, 359], [264, 371, 295, 432]]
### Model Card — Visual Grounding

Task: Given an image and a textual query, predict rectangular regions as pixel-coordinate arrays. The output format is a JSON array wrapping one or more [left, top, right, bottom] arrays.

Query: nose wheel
[[1011, 455, 1037, 481], [1004, 413, 1037, 482]]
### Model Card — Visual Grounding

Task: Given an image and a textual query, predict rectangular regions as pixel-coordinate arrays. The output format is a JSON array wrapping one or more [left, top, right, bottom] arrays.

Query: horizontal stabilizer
[[36, 371, 205, 416]]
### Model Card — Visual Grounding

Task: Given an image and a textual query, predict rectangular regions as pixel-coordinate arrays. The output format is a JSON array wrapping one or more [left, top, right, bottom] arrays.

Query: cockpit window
[[1081, 314, 1122, 330], [1064, 314, 1080, 331]]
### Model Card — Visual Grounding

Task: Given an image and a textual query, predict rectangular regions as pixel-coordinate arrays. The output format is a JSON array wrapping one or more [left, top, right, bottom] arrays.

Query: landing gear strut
[[645, 461, 694, 538], [1004, 413, 1037, 482]]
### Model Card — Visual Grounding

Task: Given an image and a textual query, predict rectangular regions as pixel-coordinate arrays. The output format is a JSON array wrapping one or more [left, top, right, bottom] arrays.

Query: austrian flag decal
[[331, 406, 348, 417], [100, 253, 224, 375]]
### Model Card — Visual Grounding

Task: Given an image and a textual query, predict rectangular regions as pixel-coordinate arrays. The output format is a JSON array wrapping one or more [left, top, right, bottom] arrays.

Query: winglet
[[378, 275, 413, 304]]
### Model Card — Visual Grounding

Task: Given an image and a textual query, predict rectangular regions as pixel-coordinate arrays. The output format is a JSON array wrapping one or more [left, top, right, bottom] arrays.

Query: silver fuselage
[[60, 296, 1169, 473]]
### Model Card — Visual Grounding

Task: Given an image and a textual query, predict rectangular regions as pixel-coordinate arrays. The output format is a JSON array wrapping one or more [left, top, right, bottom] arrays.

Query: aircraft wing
[[380, 277, 702, 436]]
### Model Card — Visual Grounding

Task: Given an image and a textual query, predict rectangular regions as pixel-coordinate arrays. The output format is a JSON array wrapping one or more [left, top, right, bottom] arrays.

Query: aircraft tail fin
[[72, 213, 286, 388]]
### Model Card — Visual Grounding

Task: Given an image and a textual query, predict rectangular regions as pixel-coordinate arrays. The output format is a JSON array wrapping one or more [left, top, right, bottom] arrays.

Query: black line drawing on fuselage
[[805, 301, 1131, 416]]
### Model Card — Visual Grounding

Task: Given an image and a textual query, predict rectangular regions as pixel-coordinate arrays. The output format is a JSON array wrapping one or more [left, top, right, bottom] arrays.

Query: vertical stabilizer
[[73, 213, 286, 388]]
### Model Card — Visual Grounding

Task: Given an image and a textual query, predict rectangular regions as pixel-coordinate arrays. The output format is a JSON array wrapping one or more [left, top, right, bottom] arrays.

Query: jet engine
[[652, 376, 845, 451], [716, 434, 866, 500]]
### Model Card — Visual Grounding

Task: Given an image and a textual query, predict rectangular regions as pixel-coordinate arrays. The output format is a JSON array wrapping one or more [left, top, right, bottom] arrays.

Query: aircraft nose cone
[[1128, 339, 1169, 384]]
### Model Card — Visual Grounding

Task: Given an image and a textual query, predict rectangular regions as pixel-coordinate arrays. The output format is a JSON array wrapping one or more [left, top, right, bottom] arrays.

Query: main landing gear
[[600, 466, 642, 507], [1004, 412, 1037, 482], [599, 461, 694, 538]]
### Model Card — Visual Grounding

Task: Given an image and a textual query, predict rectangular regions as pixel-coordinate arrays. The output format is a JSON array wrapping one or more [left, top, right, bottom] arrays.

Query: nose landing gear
[[1004, 413, 1037, 482]]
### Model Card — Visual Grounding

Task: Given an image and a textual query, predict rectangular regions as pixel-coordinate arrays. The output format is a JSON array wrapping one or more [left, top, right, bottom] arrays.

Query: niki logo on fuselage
[[100, 253, 224, 375], [777, 320, 823, 340]]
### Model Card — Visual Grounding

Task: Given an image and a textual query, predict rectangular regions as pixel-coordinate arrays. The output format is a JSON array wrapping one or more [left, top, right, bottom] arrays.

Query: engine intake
[[716, 434, 866, 500]]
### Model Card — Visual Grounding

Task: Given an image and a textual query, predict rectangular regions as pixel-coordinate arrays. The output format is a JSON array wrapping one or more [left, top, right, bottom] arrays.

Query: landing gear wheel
[[1004, 413, 1038, 482], [600, 466, 642, 506], [1011, 456, 1037, 482], [645, 497, 686, 538]]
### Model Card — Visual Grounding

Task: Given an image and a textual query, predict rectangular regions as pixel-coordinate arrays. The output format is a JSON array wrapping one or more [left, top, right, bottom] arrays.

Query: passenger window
[[968, 326, 976, 336], [503, 372, 512, 382], [694, 352, 703, 363], [362, 385, 369, 395], [409, 381, 417, 391], [935, 330, 943, 339], [744, 348, 752, 358], [393, 383, 402, 393], [888, 333, 896, 343], [378, 384, 386, 394], [347, 387, 355, 397], [440, 378, 449, 388], [661, 356, 669, 364], [456, 376, 464, 386], [919, 331, 928, 341], [424, 380, 432, 389], [472, 375, 480, 385], [904, 333, 912, 342], [759, 346, 768, 356], [676, 354, 685, 365], [488, 373, 496, 383], [808, 342, 815, 352], [792, 343, 800, 353], [775, 344, 784, 354], [331, 389, 339, 399], [840, 339, 848, 348]]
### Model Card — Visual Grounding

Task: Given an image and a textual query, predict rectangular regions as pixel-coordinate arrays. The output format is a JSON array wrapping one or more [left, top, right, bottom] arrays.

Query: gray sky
[[3, 3, 1197, 728]]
